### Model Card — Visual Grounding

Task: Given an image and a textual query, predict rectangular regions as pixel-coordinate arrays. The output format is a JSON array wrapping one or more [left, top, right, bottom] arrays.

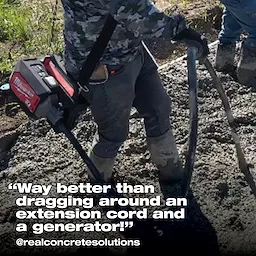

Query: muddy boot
[[214, 43, 236, 73], [88, 150, 115, 184], [146, 129, 184, 184], [237, 44, 256, 88]]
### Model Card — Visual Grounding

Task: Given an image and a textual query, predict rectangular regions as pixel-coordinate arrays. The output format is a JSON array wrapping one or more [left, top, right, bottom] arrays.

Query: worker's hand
[[172, 14, 188, 36], [172, 28, 209, 60]]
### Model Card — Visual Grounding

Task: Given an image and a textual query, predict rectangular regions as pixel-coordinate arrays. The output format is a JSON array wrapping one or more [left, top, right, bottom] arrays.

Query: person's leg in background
[[234, 0, 256, 87], [215, 5, 242, 72], [133, 44, 184, 186], [84, 53, 143, 183], [217, 0, 256, 87]]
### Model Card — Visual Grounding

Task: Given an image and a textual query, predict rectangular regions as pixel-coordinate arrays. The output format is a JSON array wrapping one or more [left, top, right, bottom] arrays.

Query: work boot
[[214, 43, 236, 73], [88, 150, 115, 184], [237, 44, 256, 88], [146, 129, 184, 184]]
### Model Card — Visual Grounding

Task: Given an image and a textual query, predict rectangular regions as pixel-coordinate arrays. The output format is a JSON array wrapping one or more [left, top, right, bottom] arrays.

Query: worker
[[215, 0, 256, 87], [61, 0, 209, 188]]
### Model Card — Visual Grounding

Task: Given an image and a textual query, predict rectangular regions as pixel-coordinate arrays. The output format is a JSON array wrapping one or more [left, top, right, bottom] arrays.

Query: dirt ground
[[1, 2, 256, 256]]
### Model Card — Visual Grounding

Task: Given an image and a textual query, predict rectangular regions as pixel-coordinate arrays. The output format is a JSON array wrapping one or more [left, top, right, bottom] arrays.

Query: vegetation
[[0, 0, 63, 77]]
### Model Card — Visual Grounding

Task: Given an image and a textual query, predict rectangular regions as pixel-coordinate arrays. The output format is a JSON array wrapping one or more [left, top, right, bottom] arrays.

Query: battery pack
[[9, 57, 59, 117], [9, 55, 88, 129]]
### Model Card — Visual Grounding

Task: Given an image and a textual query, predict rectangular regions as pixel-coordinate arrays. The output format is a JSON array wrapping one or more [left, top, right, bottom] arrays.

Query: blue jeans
[[84, 44, 171, 158], [219, 0, 256, 47]]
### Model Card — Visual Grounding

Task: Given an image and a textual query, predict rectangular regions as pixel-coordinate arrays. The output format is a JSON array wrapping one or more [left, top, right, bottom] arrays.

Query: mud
[[0, 44, 256, 256]]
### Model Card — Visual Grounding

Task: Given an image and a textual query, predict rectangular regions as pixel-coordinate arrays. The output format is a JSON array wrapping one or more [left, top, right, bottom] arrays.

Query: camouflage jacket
[[61, 0, 187, 79]]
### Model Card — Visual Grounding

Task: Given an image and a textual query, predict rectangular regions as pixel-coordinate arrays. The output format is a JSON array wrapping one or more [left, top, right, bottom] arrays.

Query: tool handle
[[181, 46, 199, 197], [201, 58, 256, 199]]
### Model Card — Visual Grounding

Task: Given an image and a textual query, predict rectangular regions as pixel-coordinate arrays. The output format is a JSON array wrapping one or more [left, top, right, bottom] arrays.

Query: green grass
[[0, 0, 64, 77], [0, 0, 31, 41]]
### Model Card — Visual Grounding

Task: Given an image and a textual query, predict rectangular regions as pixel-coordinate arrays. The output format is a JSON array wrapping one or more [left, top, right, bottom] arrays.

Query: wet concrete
[[0, 44, 255, 256]]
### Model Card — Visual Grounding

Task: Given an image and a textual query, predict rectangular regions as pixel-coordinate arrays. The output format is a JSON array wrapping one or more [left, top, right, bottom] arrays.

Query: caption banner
[[8, 182, 188, 235]]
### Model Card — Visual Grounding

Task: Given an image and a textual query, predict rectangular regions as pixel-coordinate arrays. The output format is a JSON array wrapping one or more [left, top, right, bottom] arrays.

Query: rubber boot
[[146, 129, 184, 184], [87, 133, 115, 183], [237, 44, 256, 88], [88, 150, 115, 184], [214, 43, 236, 73]]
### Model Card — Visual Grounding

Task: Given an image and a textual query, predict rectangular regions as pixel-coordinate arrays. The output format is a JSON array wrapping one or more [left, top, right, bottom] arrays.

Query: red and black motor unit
[[9, 55, 88, 131]]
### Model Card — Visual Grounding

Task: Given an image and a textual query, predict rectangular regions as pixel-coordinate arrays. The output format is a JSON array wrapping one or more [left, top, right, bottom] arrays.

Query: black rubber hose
[[181, 47, 199, 197]]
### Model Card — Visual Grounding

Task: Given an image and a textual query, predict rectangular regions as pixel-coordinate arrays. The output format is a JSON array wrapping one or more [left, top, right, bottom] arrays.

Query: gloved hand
[[172, 14, 188, 36], [172, 28, 209, 60]]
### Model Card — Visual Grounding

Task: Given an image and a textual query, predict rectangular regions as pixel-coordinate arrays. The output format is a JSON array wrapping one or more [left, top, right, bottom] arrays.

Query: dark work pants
[[83, 44, 171, 158]]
